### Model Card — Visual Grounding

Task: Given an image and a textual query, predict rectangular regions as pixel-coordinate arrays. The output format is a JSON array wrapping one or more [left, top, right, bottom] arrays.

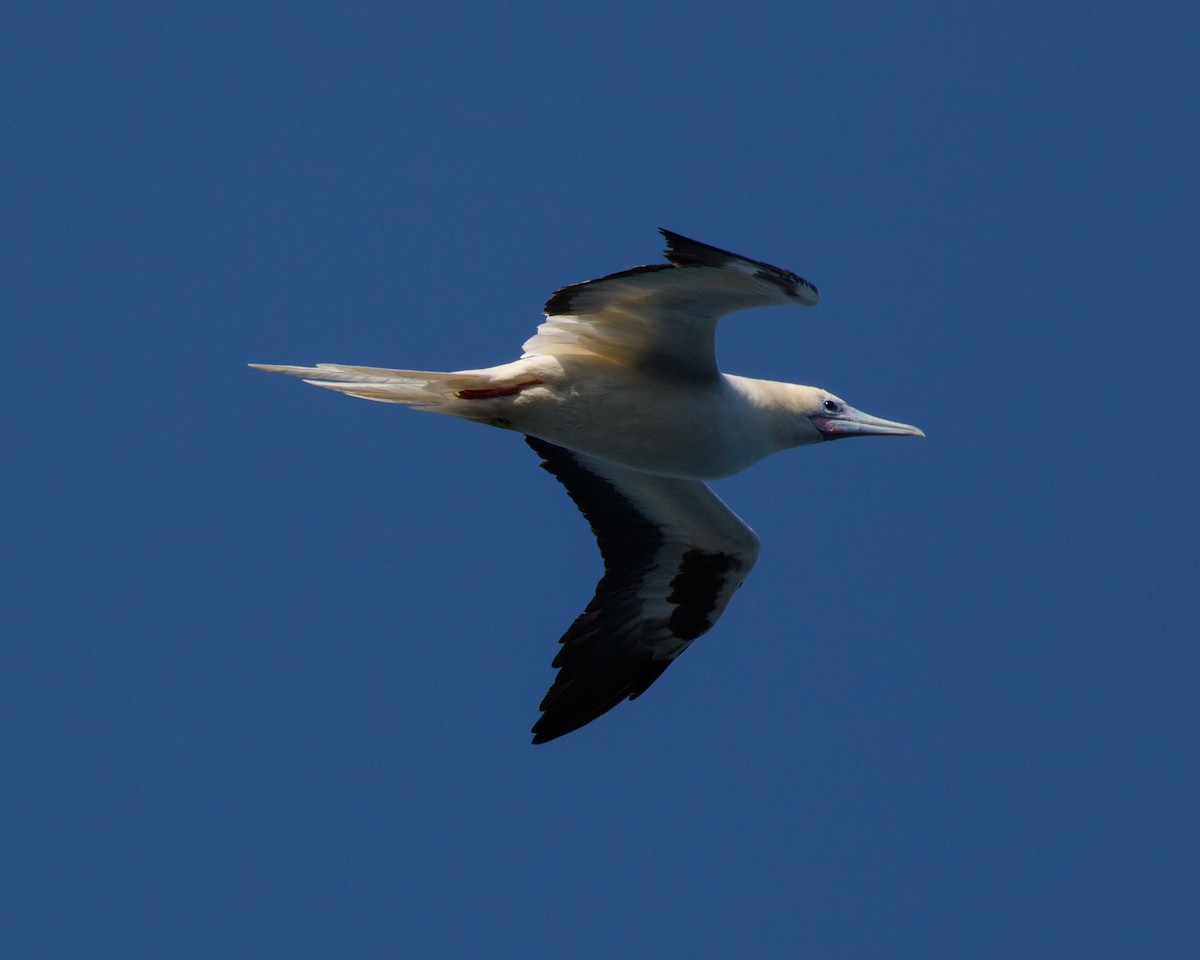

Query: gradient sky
[[5, 1, 1198, 957]]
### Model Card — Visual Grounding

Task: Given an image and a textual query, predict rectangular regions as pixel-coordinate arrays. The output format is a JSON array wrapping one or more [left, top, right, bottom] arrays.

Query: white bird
[[251, 230, 923, 743]]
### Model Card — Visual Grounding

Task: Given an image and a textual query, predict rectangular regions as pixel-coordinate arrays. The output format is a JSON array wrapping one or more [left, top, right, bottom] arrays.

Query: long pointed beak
[[813, 406, 925, 440]]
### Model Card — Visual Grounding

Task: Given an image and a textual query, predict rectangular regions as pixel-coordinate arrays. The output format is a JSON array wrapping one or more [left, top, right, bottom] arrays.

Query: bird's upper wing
[[526, 435, 761, 743], [521, 229, 819, 380]]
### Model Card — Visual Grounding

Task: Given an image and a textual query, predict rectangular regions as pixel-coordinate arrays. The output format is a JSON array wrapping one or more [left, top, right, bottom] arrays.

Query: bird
[[251, 229, 923, 743]]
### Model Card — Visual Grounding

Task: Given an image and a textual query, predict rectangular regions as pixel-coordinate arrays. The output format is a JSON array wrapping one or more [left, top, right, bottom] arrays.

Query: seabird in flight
[[251, 230, 924, 743]]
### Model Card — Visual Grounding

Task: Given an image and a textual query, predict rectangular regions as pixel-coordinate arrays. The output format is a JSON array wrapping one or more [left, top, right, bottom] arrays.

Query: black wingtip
[[658, 228, 744, 268], [530, 722, 577, 745], [529, 649, 677, 744], [530, 709, 593, 744], [659, 228, 820, 304]]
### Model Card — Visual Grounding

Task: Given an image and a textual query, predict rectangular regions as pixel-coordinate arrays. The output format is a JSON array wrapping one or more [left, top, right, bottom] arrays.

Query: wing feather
[[526, 436, 760, 743], [521, 229, 819, 379]]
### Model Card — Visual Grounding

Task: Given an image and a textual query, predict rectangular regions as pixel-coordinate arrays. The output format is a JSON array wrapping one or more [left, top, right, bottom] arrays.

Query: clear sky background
[[4, 2, 1198, 957]]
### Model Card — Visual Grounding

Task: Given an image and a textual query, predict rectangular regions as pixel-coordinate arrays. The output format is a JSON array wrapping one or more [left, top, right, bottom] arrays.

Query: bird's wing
[[521, 229, 819, 380], [526, 435, 761, 743]]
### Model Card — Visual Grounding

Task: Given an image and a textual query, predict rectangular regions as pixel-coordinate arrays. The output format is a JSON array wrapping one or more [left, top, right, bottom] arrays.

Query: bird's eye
[[822, 400, 839, 413]]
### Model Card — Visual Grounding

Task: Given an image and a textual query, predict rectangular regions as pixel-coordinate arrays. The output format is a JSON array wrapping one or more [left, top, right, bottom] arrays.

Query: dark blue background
[[5, 2, 1197, 956]]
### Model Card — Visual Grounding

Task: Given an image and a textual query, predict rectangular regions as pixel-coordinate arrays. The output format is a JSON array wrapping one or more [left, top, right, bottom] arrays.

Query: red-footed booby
[[251, 230, 923, 743]]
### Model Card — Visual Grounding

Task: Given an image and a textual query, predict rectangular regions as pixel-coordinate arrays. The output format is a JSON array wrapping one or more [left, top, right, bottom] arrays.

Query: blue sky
[[4, 1, 1198, 957]]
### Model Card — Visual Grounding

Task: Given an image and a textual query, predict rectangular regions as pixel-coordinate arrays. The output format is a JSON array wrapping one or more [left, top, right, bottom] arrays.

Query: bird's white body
[[252, 230, 923, 742], [380, 357, 827, 479], [506, 364, 827, 479]]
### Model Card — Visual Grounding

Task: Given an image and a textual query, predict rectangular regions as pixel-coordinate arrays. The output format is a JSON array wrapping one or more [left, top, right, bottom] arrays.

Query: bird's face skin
[[809, 393, 925, 441]]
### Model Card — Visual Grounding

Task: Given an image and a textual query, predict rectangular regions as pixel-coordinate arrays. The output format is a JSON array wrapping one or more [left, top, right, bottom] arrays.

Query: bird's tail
[[249, 360, 560, 421], [248, 362, 486, 408]]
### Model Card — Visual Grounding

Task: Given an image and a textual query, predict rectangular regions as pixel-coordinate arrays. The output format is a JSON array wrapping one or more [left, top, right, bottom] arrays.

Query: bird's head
[[786, 385, 925, 444]]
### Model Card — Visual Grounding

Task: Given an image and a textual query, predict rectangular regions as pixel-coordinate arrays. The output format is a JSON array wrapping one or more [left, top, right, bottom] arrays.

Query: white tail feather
[[249, 361, 554, 416]]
